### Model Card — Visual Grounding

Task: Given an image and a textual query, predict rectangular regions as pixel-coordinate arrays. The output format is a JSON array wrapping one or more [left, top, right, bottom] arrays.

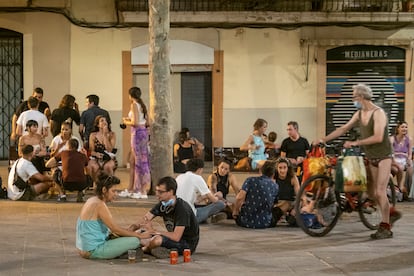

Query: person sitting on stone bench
[[17, 120, 48, 174], [265, 131, 281, 160], [173, 131, 194, 173], [235, 118, 268, 171], [88, 115, 118, 185]]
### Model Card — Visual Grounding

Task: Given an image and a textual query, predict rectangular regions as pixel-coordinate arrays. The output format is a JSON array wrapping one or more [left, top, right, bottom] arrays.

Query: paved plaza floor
[[1, 165, 414, 275]]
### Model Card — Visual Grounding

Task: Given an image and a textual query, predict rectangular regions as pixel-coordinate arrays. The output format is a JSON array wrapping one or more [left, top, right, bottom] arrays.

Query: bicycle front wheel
[[358, 178, 397, 230], [294, 175, 341, 237]]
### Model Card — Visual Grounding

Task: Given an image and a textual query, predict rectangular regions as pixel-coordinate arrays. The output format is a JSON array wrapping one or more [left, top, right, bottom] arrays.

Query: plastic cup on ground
[[128, 249, 136, 263]]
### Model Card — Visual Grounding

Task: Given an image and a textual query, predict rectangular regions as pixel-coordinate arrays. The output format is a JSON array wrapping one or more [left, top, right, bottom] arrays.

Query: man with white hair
[[317, 83, 401, 239]]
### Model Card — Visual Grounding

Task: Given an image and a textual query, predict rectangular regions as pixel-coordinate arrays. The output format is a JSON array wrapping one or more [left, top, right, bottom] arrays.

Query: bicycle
[[294, 144, 396, 237]]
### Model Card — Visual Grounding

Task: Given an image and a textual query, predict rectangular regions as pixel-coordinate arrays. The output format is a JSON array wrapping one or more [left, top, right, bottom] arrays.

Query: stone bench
[[213, 147, 256, 172]]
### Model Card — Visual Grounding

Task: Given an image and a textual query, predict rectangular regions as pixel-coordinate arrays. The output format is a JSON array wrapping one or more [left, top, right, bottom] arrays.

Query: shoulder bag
[[13, 160, 28, 191]]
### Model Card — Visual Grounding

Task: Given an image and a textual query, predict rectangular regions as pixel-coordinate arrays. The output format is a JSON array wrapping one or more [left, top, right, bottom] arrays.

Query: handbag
[[335, 148, 367, 193], [96, 149, 114, 162], [13, 160, 28, 191]]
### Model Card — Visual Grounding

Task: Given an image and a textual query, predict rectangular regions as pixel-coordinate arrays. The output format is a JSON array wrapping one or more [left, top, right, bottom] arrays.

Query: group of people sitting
[[7, 88, 118, 202], [176, 156, 297, 228]]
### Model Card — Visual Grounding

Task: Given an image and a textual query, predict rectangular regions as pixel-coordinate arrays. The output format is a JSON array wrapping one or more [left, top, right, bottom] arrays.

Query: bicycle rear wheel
[[294, 175, 341, 237], [358, 178, 397, 230]]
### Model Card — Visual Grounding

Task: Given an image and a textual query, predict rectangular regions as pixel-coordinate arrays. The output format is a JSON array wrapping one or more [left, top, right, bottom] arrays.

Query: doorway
[[181, 72, 212, 161]]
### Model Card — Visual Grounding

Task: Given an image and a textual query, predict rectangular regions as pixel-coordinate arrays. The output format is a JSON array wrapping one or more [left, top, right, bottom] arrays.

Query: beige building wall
[[220, 28, 317, 146], [70, 26, 132, 163], [130, 28, 318, 147], [0, 12, 70, 109]]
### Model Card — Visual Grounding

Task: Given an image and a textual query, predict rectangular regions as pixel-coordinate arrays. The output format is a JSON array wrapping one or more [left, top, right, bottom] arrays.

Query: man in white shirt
[[8, 145, 53, 201], [11, 87, 50, 142], [176, 158, 226, 223], [16, 96, 49, 138]]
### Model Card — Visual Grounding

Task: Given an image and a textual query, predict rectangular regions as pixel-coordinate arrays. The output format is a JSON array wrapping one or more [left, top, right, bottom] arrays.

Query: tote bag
[[335, 148, 367, 193]]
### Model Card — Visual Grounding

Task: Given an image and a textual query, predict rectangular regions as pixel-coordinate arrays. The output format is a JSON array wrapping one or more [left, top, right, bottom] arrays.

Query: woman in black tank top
[[173, 131, 194, 173], [273, 157, 300, 225], [207, 158, 240, 218]]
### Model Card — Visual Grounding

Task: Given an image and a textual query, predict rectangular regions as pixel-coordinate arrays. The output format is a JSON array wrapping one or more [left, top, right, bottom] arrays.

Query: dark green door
[[181, 72, 212, 161]]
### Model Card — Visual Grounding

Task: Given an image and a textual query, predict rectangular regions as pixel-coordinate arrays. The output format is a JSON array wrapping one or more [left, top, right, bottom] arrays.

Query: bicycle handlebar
[[314, 142, 363, 157]]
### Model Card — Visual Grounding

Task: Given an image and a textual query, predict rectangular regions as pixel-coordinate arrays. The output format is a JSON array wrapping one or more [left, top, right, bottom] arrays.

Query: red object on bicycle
[[309, 145, 325, 158], [302, 145, 328, 184]]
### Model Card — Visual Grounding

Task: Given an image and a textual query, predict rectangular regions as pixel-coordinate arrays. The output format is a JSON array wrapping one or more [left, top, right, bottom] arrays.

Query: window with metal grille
[[0, 28, 23, 160]]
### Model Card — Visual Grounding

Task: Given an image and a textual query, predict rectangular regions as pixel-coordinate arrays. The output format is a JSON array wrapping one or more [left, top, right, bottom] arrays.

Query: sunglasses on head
[[276, 157, 291, 166]]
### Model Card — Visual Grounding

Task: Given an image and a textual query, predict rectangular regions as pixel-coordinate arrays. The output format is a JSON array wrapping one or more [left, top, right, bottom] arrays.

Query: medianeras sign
[[327, 45, 405, 61]]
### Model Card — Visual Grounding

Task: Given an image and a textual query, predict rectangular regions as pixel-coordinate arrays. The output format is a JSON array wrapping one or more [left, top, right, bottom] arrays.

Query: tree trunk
[[148, 0, 173, 191]]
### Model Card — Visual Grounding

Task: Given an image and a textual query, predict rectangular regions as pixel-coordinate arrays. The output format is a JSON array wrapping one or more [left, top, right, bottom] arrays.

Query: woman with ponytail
[[119, 87, 151, 199]]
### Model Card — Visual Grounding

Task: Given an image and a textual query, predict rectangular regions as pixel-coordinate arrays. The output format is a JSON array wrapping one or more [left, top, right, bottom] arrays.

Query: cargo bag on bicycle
[[335, 148, 367, 193], [302, 145, 330, 185]]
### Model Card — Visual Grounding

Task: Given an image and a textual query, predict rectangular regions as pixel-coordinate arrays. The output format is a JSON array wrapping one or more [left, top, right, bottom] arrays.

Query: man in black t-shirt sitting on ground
[[129, 176, 199, 259]]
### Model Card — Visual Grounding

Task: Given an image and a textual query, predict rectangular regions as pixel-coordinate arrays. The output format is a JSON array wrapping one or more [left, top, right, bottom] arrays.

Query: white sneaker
[[118, 189, 131, 198], [140, 194, 148, 199], [130, 192, 142, 199]]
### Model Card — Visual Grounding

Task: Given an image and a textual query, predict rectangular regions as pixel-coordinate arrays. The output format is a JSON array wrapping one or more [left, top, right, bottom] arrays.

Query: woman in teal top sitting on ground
[[76, 173, 151, 259]]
